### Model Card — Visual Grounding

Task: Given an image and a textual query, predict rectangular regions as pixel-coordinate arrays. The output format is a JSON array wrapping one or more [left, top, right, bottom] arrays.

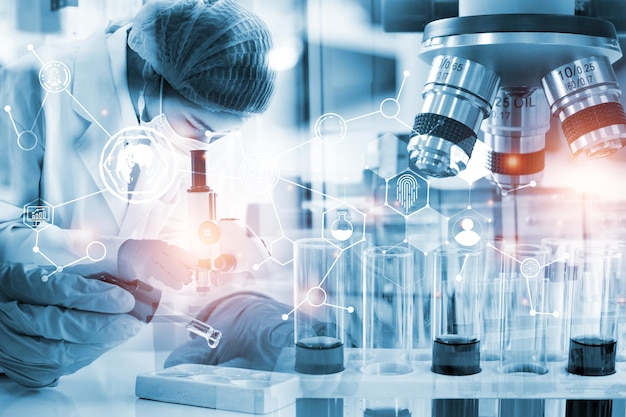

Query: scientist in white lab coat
[[0, 0, 276, 388]]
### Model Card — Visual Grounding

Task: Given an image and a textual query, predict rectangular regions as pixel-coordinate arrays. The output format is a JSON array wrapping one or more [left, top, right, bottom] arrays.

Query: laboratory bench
[[3, 324, 626, 417]]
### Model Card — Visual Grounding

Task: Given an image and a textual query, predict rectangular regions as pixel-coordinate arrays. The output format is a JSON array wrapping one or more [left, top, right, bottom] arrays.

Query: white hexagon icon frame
[[23, 198, 54, 231], [321, 203, 366, 251], [447, 207, 492, 251], [99, 126, 175, 204], [385, 169, 429, 217], [406, 206, 448, 254]]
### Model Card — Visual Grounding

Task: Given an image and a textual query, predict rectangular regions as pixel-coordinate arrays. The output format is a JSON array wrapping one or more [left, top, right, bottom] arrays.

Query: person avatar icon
[[454, 217, 481, 247]]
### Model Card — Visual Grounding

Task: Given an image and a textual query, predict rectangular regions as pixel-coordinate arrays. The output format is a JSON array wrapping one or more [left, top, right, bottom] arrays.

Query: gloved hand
[[164, 292, 359, 371], [0, 262, 142, 388], [117, 239, 197, 289], [165, 292, 295, 370]]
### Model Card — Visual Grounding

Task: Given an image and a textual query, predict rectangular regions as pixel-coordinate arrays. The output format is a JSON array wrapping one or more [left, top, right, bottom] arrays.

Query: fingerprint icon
[[396, 173, 418, 212]]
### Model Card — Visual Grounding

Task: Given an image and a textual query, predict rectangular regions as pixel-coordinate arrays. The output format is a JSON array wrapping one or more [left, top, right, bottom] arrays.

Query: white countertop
[[3, 324, 626, 417]]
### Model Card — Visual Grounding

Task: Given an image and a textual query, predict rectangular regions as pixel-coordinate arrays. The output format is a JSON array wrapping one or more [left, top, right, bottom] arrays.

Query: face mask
[[138, 78, 212, 154]]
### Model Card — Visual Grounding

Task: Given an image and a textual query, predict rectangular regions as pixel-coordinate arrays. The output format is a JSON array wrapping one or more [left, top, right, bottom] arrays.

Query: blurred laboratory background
[[3, 1, 626, 416]]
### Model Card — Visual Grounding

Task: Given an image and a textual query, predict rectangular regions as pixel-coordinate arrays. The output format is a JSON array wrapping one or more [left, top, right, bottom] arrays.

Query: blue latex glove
[[165, 292, 296, 370], [0, 262, 142, 388], [165, 292, 358, 371], [118, 239, 197, 289]]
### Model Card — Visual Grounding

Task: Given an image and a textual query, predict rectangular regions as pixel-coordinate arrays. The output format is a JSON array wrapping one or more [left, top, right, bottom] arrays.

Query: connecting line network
[[3, 45, 120, 281], [5, 44, 531, 322], [3, 45, 237, 281], [486, 242, 570, 317], [259, 70, 506, 320]]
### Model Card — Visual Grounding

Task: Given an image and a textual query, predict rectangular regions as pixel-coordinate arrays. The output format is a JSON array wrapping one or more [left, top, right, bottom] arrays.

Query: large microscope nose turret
[[401, 0, 626, 184]]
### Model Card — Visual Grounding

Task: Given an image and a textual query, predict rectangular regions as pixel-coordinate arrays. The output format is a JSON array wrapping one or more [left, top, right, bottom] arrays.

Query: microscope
[[381, 2, 626, 416], [187, 149, 273, 292], [383, 0, 626, 189]]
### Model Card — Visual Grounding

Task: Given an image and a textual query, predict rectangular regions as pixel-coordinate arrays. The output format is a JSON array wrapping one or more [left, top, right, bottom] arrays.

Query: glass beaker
[[362, 246, 413, 375], [567, 245, 620, 376], [293, 238, 348, 374], [499, 244, 550, 374], [431, 246, 482, 376]]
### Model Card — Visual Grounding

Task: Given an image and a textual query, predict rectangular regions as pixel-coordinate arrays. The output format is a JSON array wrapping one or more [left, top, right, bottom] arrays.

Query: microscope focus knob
[[214, 253, 237, 272]]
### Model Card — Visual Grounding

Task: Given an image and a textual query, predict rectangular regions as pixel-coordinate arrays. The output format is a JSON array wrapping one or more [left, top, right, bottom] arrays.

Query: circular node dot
[[3, 105, 10, 112], [530, 181, 537, 187], [529, 309, 537, 316], [252, 264, 260, 271], [17, 130, 38, 151], [41, 275, 48, 283], [306, 287, 327, 308], [553, 311, 560, 318], [455, 274, 463, 282], [347, 306, 355, 313], [466, 205, 472, 210], [281, 314, 288, 321], [314, 113, 347, 144], [239, 154, 280, 193], [403, 238, 408, 243], [33, 246, 39, 253], [403, 70, 410, 77], [99, 126, 177, 204], [501, 190, 509, 197], [39, 61, 71, 93], [86, 241, 107, 262], [520, 258, 541, 278], [27, 44, 34, 51], [379, 98, 401, 119], [382, 250, 387, 255], [56, 266, 63, 272]]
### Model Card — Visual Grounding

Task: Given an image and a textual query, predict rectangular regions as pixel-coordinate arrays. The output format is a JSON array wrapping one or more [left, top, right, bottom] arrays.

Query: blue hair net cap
[[128, 0, 276, 115]]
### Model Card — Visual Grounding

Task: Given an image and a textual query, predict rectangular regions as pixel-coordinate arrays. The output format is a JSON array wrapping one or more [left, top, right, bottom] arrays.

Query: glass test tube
[[297, 398, 344, 417], [153, 302, 222, 349], [499, 244, 550, 374], [407, 235, 432, 353], [362, 246, 413, 375], [293, 238, 346, 374], [361, 398, 412, 417], [565, 245, 620, 417], [541, 237, 572, 362], [606, 239, 626, 361], [431, 246, 482, 376], [567, 245, 620, 376], [480, 240, 504, 361]]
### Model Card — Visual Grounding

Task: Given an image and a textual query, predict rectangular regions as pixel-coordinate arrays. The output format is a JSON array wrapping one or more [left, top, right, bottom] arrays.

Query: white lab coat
[[0, 25, 238, 273]]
